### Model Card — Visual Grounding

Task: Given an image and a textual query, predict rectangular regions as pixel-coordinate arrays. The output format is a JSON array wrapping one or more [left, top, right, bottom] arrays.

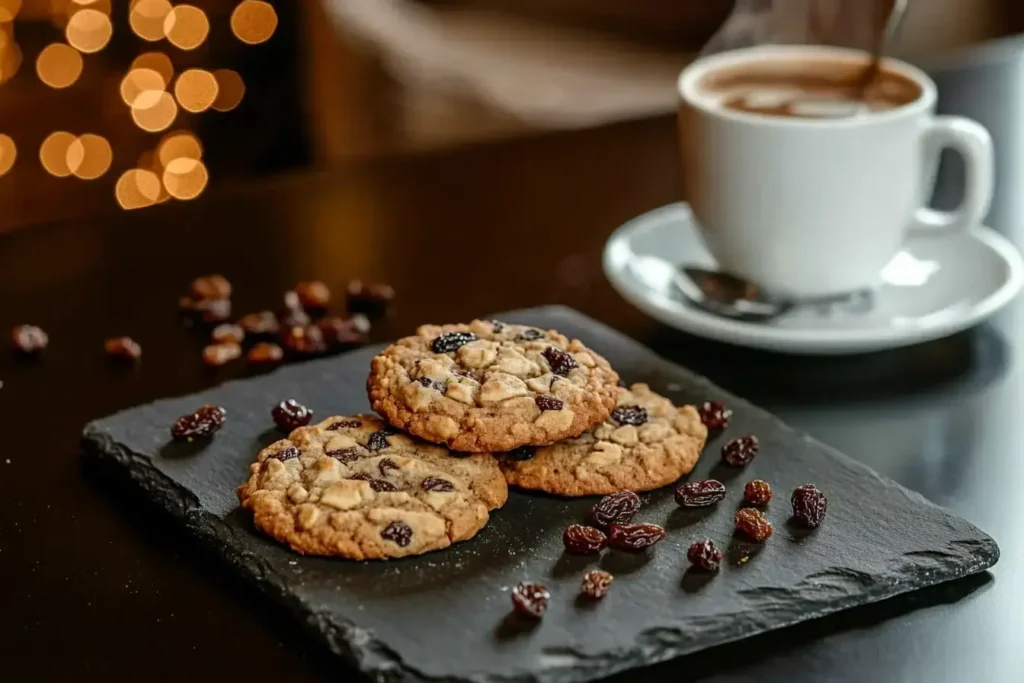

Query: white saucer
[[603, 203, 1024, 354]]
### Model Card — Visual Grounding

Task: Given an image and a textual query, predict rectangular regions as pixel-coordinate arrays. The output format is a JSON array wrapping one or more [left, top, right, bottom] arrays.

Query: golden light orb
[[212, 69, 245, 112], [120, 67, 164, 108], [66, 133, 112, 180], [65, 8, 112, 53], [116, 168, 161, 209], [0, 0, 21, 23], [163, 157, 207, 200], [163, 4, 208, 51], [230, 1, 277, 45], [40, 131, 77, 177], [157, 130, 202, 167], [131, 51, 173, 88], [173, 68, 218, 113], [36, 42, 83, 88], [128, 0, 171, 42], [0, 134, 16, 176]]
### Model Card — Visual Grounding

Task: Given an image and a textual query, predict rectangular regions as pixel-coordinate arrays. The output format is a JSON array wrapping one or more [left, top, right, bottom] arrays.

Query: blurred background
[[0, 0, 1018, 233]]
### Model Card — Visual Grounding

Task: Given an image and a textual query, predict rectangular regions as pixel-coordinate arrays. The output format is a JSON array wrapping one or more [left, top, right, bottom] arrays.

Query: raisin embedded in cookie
[[499, 384, 708, 496], [367, 320, 620, 453], [237, 414, 500, 559]]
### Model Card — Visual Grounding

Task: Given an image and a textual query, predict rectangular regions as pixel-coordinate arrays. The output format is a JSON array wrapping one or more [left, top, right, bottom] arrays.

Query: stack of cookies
[[238, 320, 708, 559]]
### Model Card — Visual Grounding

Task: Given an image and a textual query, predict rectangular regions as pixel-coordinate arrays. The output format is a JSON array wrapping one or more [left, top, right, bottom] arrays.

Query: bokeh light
[[66, 133, 111, 179], [36, 42, 83, 88], [131, 89, 177, 132], [230, 0, 276, 45], [0, 134, 16, 176], [0, 0, 20, 23], [65, 8, 111, 53], [120, 67, 164, 107], [0, 37, 21, 82], [163, 157, 207, 200], [212, 69, 245, 112], [157, 130, 202, 167], [163, 4, 208, 50], [129, 0, 171, 42], [116, 168, 162, 209], [173, 68, 217, 113], [130, 51, 173, 88], [40, 131, 77, 177]]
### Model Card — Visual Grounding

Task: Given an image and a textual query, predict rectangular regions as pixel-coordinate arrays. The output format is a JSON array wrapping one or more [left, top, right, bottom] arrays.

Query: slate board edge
[[80, 305, 1001, 683]]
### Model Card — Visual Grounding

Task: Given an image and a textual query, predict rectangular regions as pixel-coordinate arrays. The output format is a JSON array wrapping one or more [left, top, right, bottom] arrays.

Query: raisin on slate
[[194, 298, 231, 324], [370, 479, 398, 492], [687, 540, 723, 571], [380, 521, 412, 547], [417, 376, 445, 391], [12, 325, 48, 353], [744, 480, 773, 506], [190, 274, 231, 301], [327, 419, 361, 431], [722, 435, 759, 467], [239, 311, 280, 338], [510, 582, 550, 618], [791, 484, 828, 528], [171, 404, 226, 440], [104, 336, 142, 360], [422, 477, 455, 492], [581, 570, 614, 599], [589, 491, 641, 528], [272, 399, 313, 432], [326, 447, 360, 463], [203, 342, 242, 367], [535, 395, 564, 411], [431, 331, 476, 353], [734, 508, 773, 542], [346, 280, 395, 317], [674, 480, 726, 508], [247, 342, 284, 367], [266, 446, 300, 462], [378, 458, 399, 476], [318, 315, 370, 348], [611, 405, 647, 426], [698, 400, 732, 430], [518, 328, 543, 341], [505, 446, 536, 461], [278, 307, 311, 329], [367, 430, 392, 452], [282, 324, 326, 356], [211, 324, 244, 345], [607, 523, 665, 551], [563, 525, 607, 554], [542, 346, 577, 376], [294, 281, 330, 311]]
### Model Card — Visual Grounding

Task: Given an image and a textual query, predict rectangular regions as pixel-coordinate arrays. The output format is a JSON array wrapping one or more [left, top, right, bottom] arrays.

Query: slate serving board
[[81, 306, 998, 683]]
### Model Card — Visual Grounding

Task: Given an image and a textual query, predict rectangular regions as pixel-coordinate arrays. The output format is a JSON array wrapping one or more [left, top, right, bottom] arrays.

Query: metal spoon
[[853, 0, 909, 105]]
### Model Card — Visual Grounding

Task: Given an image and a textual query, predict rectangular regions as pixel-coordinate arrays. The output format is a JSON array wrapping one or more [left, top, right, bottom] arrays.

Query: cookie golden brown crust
[[499, 384, 708, 496], [237, 414, 500, 559], [367, 321, 620, 453]]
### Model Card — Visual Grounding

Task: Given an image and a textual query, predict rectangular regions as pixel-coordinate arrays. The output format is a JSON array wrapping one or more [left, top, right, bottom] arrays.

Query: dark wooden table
[[2, 39, 1022, 683]]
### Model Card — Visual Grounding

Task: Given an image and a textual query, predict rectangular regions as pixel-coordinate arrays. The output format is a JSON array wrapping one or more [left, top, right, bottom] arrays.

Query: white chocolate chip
[[491, 348, 540, 377], [535, 408, 575, 433], [295, 503, 320, 530], [456, 340, 497, 369], [526, 373, 556, 393], [320, 481, 367, 510], [479, 374, 529, 404], [574, 352, 596, 368], [639, 422, 672, 443], [593, 423, 616, 440], [287, 483, 309, 504], [610, 425, 639, 446], [446, 381, 476, 405]]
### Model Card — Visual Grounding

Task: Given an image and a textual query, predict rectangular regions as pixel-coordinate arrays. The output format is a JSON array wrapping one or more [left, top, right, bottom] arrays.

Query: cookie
[[499, 384, 708, 496], [237, 414, 496, 559], [367, 320, 620, 453]]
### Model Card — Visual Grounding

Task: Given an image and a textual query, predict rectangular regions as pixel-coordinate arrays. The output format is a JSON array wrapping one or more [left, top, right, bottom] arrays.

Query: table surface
[[2, 38, 1023, 683]]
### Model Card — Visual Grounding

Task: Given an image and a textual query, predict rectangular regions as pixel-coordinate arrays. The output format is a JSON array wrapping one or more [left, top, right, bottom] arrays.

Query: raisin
[[607, 523, 666, 551], [203, 342, 242, 367], [422, 477, 455, 492], [171, 404, 226, 440], [327, 419, 361, 430], [239, 311, 280, 338], [346, 280, 395, 317], [674, 479, 727, 508], [510, 582, 550, 618], [535, 395, 564, 411], [791, 484, 828, 528], [505, 446, 536, 461], [542, 346, 577, 376], [698, 400, 732, 430], [734, 508, 773, 542], [282, 290, 301, 311], [318, 315, 370, 347], [431, 331, 476, 353], [611, 405, 647, 426], [194, 298, 231, 323], [348, 473, 373, 481], [294, 281, 330, 311], [417, 376, 445, 391], [246, 342, 284, 367], [580, 570, 614, 599], [279, 307, 311, 329], [367, 429, 392, 451], [722, 435, 759, 467], [12, 325, 48, 353], [589, 491, 640, 528], [744, 480, 773, 506], [378, 458, 399, 476], [190, 274, 231, 300], [211, 324, 245, 344], [104, 336, 142, 360], [266, 446, 300, 462], [272, 399, 313, 432], [380, 521, 412, 547], [282, 324, 326, 356], [562, 524, 607, 554], [490, 320, 506, 333], [326, 447, 360, 463], [518, 328, 543, 341], [687, 540, 723, 571], [370, 479, 398, 492]]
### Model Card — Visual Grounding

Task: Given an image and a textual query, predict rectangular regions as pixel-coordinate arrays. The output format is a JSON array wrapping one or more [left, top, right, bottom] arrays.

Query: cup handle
[[911, 115, 994, 234]]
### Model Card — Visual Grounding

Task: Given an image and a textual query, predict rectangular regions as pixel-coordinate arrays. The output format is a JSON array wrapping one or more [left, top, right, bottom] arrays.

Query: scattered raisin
[[282, 290, 301, 311], [327, 419, 361, 430], [380, 521, 412, 547], [431, 331, 476, 353], [744, 480, 772, 506], [505, 446, 536, 461], [190, 274, 231, 301], [510, 582, 550, 618], [722, 435, 759, 467], [562, 524, 607, 554], [267, 446, 300, 462], [734, 508, 773, 542], [282, 324, 326, 356], [367, 430, 392, 451], [246, 342, 284, 367], [346, 280, 395, 317], [211, 324, 245, 344], [12, 325, 48, 353], [490, 320, 506, 333], [581, 570, 614, 599], [422, 477, 455, 492], [589, 491, 641, 528], [239, 311, 280, 338], [542, 346, 577, 376], [417, 376, 445, 391], [294, 281, 330, 311], [791, 484, 827, 528], [348, 473, 373, 481], [318, 315, 370, 347], [170, 404, 226, 440], [535, 395, 564, 411], [104, 336, 142, 360], [607, 523, 666, 551], [194, 298, 232, 323], [687, 540, 723, 571], [698, 400, 732, 430], [278, 307, 311, 329], [272, 399, 313, 432], [518, 328, 543, 341], [326, 447, 360, 463], [611, 405, 647, 426], [378, 458, 399, 476], [674, 479, 727, 508], [370, 479, 398, 492], [203, 342, 242, 367]]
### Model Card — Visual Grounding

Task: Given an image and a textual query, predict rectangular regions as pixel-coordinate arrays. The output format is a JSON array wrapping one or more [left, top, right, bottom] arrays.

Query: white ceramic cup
[[678, 45, 994, 299]]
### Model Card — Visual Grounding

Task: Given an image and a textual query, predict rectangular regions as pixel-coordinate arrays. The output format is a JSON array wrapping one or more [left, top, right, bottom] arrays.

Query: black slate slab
[[81, 306, 998, 683]]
